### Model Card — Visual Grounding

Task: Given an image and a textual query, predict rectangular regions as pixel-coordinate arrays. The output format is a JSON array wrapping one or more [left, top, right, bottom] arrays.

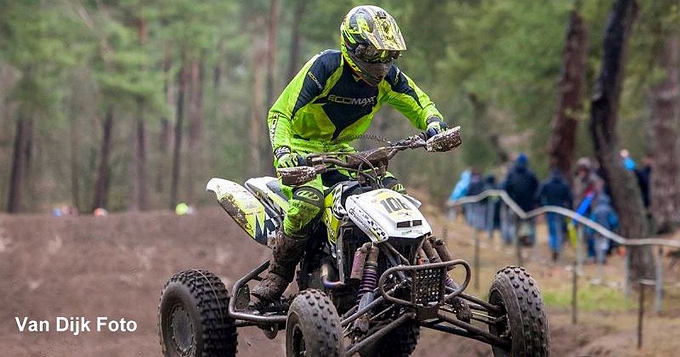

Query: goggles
[[354, 44, 400, 63]]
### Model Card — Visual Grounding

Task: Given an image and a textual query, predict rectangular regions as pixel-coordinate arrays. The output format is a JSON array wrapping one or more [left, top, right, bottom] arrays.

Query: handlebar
[[278, 126, 461, 186]]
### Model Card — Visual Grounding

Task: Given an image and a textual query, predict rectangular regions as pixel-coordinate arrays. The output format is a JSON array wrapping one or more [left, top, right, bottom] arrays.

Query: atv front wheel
[[488, 266, 550, 357], [158, 269, 237, 357], [285, 289, 344, 357]]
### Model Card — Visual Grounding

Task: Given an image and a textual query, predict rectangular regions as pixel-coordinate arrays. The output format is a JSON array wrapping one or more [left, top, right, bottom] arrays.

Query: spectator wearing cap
[[573, 157, 604, 213]]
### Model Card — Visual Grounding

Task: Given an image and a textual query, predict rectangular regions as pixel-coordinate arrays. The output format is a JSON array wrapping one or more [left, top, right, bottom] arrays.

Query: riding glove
[[426, 117, 448, 139], [275, 147, 303, 168]]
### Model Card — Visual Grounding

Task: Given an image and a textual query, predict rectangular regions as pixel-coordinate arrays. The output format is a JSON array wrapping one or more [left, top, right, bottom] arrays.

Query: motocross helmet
[[340, 5, 406, 86]]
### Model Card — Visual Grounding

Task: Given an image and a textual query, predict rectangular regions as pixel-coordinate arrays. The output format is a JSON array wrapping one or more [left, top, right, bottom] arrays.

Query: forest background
[[0, 0, 678, 246]]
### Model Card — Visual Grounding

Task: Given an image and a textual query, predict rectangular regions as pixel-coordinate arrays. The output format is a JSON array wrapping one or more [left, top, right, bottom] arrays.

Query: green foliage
[[0, 0, 676, 211]]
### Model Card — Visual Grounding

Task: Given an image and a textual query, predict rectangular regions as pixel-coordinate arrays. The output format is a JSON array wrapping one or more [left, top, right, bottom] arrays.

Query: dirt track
[[1, 207, 677, 356]]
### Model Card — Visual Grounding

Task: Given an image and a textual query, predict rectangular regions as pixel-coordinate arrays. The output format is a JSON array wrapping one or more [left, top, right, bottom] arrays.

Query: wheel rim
[[488, 291, 509, 339], [170, 304, 195, 355], [291, 323, 306, 356]]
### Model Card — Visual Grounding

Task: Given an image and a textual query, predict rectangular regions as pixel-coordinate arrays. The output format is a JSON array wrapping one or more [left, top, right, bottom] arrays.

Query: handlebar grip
[[279, 166, 318, 186]]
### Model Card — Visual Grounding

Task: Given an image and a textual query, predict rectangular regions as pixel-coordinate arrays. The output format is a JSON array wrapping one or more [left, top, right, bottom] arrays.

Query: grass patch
[[543, 283, 636, 311]]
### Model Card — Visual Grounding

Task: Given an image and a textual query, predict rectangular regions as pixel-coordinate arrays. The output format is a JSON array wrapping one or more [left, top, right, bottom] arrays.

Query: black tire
[[158, 269, 237, 357], [488, 266, 550, 357], [361, 323, 420, 357], [286, 289, 344, 357]]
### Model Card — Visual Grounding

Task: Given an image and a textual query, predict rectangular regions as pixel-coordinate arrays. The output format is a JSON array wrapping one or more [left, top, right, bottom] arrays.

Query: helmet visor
[[347, 48, 392, 86], [354, 43, 400, 63]]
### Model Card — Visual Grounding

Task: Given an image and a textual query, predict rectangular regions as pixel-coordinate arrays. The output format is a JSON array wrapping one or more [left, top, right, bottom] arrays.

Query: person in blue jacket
[[501, 153, 539, 246], [586, 193, 619, 264], [535, 168, 573, 261], [447, 169, 471, 219]]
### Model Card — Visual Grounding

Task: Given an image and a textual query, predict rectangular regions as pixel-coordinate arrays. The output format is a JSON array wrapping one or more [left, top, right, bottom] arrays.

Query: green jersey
[[268, 50, 443, 157]]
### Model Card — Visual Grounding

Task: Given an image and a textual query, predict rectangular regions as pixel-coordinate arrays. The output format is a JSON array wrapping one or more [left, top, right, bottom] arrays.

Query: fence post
[[624, 248, 631, 299], [474, 228, 480, 291], [655, 247, 663, 312], [571, 261, 578, 325], [515, 216, 523, 267], [638, 280, 645, 349], [576, 225, 584, 273]]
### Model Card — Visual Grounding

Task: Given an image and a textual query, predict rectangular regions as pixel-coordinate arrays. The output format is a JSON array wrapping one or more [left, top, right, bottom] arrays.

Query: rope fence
[[448, 189, 680, 324]]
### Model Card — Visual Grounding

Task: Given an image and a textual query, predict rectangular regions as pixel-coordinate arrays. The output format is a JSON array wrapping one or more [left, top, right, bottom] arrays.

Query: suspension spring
[[356, 245, 379, 306]]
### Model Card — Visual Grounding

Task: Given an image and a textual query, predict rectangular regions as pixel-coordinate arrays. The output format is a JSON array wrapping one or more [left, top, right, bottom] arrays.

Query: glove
[[275, 147, 303, 169], [426, 117, 448, 139]]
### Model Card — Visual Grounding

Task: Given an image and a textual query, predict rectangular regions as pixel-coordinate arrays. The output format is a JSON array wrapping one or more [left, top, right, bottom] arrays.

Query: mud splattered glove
[[426, 117, 448, 139], [275, 147, 304, 169]]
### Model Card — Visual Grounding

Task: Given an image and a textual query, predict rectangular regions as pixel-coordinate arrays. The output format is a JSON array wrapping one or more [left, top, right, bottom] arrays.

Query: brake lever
[[392, 134, 426, 148]]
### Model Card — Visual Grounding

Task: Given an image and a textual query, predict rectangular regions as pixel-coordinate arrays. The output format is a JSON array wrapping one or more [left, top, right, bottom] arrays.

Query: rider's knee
[[285, 186, 324, 235], [382, 176, 407, 194]]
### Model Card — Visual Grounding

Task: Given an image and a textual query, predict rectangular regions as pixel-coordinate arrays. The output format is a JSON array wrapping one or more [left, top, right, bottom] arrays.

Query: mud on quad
[[158, 127, 551, 357]]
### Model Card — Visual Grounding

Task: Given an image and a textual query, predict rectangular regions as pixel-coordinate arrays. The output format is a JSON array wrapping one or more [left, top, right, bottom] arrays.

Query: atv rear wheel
[[158, 269, 237, 357], [285, 289, 344, 357], [488, 266, 550, 357]]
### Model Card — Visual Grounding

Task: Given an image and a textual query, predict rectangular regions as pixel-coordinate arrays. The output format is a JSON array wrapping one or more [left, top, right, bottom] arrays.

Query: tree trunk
[[186, 57, 204, 205], [129, 99, 148, 211], [287, 0, 306, 81], [649, 34, 680, 233], [7, 117, 33, 213], [69, 110, 81, 211], [266, 0, 279, 108], [589, 0, 652, 281], [250, 33, 267, 177], [157, 42, 174, 194], [92, 107, 114, 212], [129, 15, 149, 212], [170, 59, 187, 210], [548, 10, 588, 179]]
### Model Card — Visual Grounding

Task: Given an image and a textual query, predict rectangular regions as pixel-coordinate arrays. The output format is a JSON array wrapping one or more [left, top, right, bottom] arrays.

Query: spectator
[[634, 154, 651, 210], [586, 193, 619, 264], [620, 149, 636, 171], [572, 157, 603, 214], [450, 169, 471, 201], [447, 169, 471, 219], [501, 153, 539, 246], [465, 168, 485, 229], [535, 168, 573, 261], [483, 174, 502, 240]]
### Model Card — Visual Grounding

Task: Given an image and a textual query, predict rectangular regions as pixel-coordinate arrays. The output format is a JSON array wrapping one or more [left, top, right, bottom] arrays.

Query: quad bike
[[158, 127, 551, 357]]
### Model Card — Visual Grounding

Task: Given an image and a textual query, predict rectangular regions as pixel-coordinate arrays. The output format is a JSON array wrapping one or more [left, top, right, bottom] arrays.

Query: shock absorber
[[350, 245, 369, 282], [356, 244, 379, 305], [353, 244, 379, 333]]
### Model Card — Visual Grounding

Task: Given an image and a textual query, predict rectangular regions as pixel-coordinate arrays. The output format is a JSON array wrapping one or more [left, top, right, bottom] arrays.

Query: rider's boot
[[251, 230, 308, 303]]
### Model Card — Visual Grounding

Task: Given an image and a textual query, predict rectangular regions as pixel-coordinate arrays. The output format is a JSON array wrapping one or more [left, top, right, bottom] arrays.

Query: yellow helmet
[[340, 5, 406, 85]]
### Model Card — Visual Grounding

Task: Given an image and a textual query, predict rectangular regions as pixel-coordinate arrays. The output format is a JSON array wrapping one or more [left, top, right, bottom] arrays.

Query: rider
[[252, 5, 450, 303]]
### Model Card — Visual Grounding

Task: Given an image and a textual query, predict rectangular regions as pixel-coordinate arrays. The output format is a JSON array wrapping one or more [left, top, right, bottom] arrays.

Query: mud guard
[[206, 178, 279, 246]]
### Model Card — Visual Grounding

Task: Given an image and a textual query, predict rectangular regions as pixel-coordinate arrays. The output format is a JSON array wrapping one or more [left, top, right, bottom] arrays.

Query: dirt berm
[[1, 207, 676, 356]]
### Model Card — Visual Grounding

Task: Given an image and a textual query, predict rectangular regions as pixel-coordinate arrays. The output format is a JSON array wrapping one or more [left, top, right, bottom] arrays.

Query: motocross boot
[[251, 230, 308, 303]]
